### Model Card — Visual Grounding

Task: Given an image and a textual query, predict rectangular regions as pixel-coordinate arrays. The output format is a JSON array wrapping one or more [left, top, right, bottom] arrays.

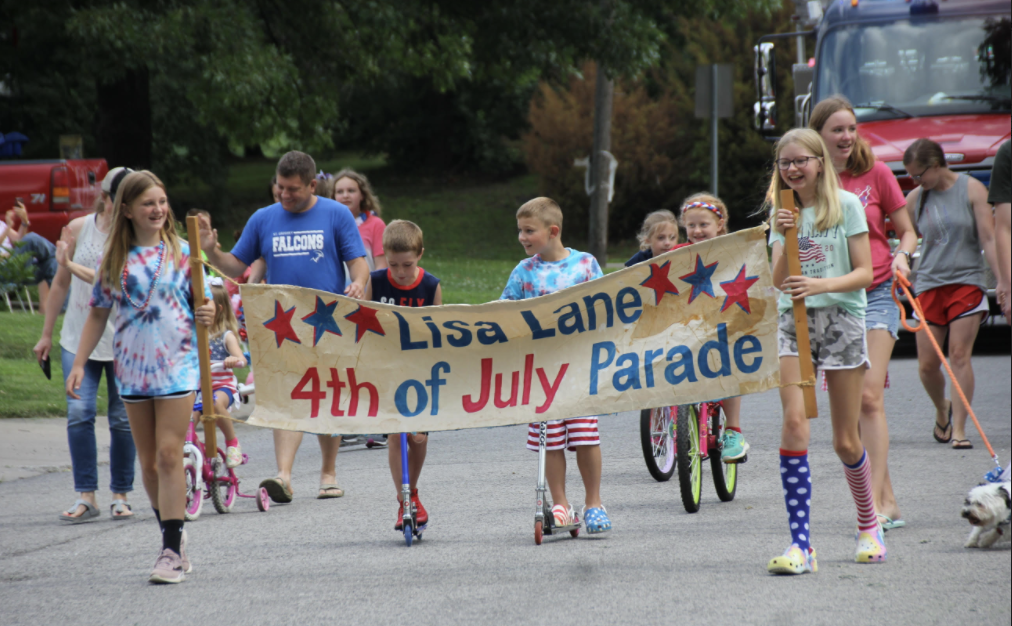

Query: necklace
[[122, 241, 165, 309]]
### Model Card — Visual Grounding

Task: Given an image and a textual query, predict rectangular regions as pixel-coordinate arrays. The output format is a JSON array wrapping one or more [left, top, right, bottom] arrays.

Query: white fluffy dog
[[962, 481, 1011, 549]]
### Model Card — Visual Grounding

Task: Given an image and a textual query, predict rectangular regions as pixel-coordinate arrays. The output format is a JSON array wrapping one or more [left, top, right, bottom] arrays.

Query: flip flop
[[59, 499, 100, 523], [933, 402, 953, 443], [317, 484, 344, 499], [259, 477, 293, 503], [110, 499, 134, 520], [876, 513, 906, 531], [952, 439, 973, 450]]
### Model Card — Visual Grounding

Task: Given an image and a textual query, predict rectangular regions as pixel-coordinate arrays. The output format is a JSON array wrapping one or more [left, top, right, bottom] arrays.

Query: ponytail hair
[[903, 138, 947, 169]]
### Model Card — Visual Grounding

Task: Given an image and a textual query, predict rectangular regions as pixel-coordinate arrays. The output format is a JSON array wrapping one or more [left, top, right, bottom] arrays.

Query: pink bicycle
[[183, 396, 270, 520]]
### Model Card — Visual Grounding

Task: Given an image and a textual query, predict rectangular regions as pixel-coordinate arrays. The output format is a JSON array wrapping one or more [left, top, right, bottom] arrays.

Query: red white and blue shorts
[[526, 417, 600, 452]]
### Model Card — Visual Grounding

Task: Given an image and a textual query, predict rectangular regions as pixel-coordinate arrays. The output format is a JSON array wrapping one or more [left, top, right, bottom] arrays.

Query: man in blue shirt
[[199, 151, 368, 503]]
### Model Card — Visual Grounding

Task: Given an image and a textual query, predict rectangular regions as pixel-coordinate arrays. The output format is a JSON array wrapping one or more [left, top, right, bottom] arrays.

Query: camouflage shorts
[[778, 306, 869, 370]]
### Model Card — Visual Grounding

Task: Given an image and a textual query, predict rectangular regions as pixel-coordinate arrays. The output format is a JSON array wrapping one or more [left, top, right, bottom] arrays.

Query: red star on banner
[[640, 261, 679, 305], [719, 264, 760, 314], [263, 300, 301, 347], [344, 305, 386, 343]]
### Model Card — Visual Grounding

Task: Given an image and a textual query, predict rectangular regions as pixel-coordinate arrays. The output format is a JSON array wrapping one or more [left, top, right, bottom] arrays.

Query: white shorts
[[526, 418, 600, 451]]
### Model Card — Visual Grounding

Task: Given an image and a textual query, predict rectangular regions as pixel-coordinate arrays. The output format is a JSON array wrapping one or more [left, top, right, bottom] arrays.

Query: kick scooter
[[533, 421, 581, 545], [399, 432, 426, 546]]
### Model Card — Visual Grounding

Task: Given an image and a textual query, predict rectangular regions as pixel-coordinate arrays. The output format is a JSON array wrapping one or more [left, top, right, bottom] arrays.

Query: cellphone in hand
[[40, 356, 51, 380]]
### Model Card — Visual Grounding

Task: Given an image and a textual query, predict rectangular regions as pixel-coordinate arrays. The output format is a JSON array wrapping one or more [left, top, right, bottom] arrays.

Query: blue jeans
[[61, 347, 135, 493]]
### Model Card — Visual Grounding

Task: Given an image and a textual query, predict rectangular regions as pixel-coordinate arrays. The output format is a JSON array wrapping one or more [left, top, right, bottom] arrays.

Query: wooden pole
[[185, 216, 217, 453], [780, 189, 818, 418]]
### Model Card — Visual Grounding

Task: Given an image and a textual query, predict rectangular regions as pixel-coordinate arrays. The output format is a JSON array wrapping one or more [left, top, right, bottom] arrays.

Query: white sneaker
[[225, 444, 242, 468]]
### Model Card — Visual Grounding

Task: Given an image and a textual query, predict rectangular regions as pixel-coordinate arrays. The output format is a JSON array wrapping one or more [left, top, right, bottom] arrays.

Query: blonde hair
[[809, 95, 875, 177], [636, 210, 678, 251], [383, 220, 424, 255], [679, 193, 729, 236], [331, 169, 382, 217], [209, 283, 239, 338], [98, 171, 183, 288], [766, 129, 843, 232], [516, 197, 563, 230]]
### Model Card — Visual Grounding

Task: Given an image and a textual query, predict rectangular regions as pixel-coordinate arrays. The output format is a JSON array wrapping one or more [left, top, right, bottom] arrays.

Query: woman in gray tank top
[[902, 139, 1002, 450], [33, 168, 137, 522]]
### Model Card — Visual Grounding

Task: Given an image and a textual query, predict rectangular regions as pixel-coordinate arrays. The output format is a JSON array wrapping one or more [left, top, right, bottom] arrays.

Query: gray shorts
[[778, 305, 869, 371]]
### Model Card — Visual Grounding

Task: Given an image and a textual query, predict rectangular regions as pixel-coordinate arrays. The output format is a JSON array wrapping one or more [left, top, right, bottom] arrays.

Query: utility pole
[[588, 61, 614, 267]]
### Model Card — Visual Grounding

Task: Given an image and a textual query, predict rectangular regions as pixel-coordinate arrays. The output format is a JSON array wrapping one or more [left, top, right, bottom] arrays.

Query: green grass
[[2, 156, 639, 416], [0, 312, 111, 417]]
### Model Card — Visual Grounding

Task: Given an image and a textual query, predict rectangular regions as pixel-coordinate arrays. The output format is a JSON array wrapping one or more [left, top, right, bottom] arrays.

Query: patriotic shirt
[[90, 241, 212, 397], [769, 190, 869, 318], [500, 248, 603, 301], [209, 330, 239, 395]]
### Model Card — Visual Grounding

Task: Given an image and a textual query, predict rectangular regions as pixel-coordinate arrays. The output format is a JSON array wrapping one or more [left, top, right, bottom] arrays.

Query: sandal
[[317, 484, 344, 499], [876, 513, 906, 531], [952, 439, 973, 450], [582, 506, 612, 534], [110, 499, 134, 520], [259, 477, 293, 503], [933, 402, 953, 444], [59, 499, 100, 523]]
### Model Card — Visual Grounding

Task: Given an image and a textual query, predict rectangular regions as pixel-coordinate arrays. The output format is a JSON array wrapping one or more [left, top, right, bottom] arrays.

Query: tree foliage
[[524, 3, 799, 243]]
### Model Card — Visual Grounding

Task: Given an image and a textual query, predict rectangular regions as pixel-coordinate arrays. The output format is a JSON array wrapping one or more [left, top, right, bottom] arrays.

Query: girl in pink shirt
[[332, 169, 387, 270], [810, 96, 918, 530]]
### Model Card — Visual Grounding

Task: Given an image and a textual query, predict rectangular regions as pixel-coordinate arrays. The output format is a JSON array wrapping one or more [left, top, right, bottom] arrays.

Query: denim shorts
[[865, 279, 900, 340]]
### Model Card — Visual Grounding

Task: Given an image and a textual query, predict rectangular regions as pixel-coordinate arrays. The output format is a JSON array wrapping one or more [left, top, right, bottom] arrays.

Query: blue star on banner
[[301, 296, 342, 346], [679, 255, 719, 304]]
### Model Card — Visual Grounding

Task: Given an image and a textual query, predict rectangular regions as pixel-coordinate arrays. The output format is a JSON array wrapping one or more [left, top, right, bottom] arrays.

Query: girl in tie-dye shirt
[[66, 171, 214, 584]]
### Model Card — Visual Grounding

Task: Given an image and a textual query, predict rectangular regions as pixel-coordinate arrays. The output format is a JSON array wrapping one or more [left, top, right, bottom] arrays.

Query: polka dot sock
[[780, 449, 812, 553]]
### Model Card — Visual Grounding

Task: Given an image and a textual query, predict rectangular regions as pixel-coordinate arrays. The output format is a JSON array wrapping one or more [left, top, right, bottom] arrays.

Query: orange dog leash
[[891, 271, 1002, 475]]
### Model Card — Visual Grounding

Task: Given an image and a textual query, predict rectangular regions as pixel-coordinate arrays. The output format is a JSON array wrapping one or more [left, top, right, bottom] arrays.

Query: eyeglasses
[[776, 156, 821, 170], [909, 165, 932, 182]]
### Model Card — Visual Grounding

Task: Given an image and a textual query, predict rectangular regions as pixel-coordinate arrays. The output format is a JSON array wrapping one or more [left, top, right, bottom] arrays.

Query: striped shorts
[[526, 417, 600, 452]]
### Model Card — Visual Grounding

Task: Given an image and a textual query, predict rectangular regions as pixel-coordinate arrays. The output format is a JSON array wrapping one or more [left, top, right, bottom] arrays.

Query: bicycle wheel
[[183, 456, 203, 521], [709, 404, 738, 502], [640, 407, 676, 482], [209, 451, 236, 514], [676, 404, 702, 513]]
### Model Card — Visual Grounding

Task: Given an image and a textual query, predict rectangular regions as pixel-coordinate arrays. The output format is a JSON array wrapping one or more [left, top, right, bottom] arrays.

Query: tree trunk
[[588, 62, 614, 266], [95, 68, 152, 170]]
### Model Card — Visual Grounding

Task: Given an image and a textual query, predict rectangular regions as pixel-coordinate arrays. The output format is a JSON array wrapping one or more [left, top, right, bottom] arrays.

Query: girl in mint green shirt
[[764, 129, 883, 576]]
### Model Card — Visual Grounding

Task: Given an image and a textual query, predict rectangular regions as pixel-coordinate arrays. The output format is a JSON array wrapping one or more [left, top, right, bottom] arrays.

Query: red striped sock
[[843, 450, 877, 532]]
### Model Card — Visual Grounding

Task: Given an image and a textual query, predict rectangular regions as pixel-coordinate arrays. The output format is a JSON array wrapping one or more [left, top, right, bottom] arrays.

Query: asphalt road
[[1, 355, 1009, 626]]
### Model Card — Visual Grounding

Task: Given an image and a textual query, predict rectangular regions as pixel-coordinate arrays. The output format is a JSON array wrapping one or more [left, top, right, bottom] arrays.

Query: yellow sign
[[242, 226, 780, 434]]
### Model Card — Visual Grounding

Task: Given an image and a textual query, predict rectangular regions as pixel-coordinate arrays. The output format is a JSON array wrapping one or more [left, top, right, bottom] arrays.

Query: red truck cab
[[0, 159, 109, 243]]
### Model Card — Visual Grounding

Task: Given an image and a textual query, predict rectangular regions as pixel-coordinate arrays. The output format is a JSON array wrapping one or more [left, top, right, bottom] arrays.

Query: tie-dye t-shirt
[[500, 248, 603, 301], [90, 241, 211, 397]]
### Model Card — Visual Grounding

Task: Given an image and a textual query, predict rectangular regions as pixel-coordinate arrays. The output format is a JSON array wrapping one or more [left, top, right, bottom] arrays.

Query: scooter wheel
[[570, 527, 579, 538], [404, 522, 414, 547], [534, 521, 543, 545], [257, 487, 270, 512]]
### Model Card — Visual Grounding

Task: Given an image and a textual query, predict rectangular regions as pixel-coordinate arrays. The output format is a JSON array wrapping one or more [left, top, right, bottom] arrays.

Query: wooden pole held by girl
[[780, 189, 819, 419]]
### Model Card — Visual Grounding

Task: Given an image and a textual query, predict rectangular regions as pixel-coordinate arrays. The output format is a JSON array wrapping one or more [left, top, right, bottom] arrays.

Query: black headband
[[109, 168, 134, 201]]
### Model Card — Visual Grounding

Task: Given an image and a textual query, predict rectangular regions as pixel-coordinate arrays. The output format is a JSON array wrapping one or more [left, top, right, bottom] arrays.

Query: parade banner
[[241, 225, 780, 434]]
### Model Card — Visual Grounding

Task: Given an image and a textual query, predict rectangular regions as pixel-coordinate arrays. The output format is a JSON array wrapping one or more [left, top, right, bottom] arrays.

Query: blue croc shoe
[[583, 506, 612, 534]]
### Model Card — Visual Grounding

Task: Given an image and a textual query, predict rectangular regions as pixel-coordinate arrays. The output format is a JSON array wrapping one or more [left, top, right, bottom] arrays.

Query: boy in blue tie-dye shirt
[[500, 197, 612, 534]]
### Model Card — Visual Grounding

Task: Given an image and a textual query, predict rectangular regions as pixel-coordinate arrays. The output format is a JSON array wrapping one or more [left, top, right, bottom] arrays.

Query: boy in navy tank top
[[365, 220, 441, 529]]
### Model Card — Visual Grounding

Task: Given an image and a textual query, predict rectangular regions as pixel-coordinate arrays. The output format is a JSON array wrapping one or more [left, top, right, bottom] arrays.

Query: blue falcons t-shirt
[[231, 197, 366, 293], [370, 268, 440, 307]]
